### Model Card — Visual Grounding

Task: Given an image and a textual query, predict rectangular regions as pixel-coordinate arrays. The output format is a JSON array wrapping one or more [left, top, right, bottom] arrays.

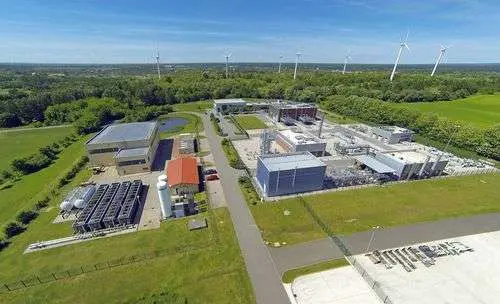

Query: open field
[[0, 199, 254, 304], [0, 136, 88, 230], [392, 94, 500, 128], [282, 259, 348, 283], [159, 112, 203, 139], [234, 115, 267, 130], [250, 173, 500, 245], [172, 100, 213, 113], [0, 126, 74, 170]]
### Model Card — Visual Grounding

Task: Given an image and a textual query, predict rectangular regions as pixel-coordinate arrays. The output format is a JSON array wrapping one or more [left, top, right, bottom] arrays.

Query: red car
[[206, 174, 219, 181]]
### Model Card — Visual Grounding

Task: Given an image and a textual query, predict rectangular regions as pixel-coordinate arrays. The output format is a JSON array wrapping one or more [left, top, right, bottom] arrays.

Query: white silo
[[157, 180, 172, 219], [157, 174, 167, 183]]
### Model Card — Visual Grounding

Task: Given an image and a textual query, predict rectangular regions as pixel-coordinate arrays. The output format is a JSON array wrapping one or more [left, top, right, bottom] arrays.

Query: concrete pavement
[[270, 212, 500, 274], [199, 113, 290, 304]]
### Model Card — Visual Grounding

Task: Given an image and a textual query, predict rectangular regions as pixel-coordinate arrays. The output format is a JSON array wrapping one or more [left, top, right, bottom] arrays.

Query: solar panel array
[[73, 184, 109, 233], [117, 180, 142, 225], [87, 182, 120, 230], [103, 181, 131, 228]]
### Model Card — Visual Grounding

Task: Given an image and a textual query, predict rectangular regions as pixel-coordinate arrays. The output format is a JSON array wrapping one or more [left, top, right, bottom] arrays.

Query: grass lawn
[[233, 115, 267, 130], [392, 94, 500, 128], [159, 112, 203, 139], [172, 100, 213, 113], [0, 126, 74, 170], [282, 259, 348, 283], [0, 136, 89, 230], [250, 173, 500, 245], [0, 193, 254, 304]]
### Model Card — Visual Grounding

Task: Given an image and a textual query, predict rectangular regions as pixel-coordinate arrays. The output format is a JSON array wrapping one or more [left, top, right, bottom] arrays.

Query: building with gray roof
[[256, 151, 326, 197], [86, 121, 160, 175]]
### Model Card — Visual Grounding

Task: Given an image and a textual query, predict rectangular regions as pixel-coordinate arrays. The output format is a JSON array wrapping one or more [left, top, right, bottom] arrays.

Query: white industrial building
[[275, 129, 327, 156], [213, 98, 247, 114], [372, 150, 448, 179], [86, 121, 160, 175], [372, 126, 414, 144]]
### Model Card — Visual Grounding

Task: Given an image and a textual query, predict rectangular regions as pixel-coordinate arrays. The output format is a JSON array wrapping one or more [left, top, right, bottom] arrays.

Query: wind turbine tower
[[293, 52, 301, 80], [342, 51, 351, 75], [431, 45, 448, 77], [390, 32, 410, 82], [278, 55, 283, 73], [225, 52, 232, 78], [154, 50, 161, 80]]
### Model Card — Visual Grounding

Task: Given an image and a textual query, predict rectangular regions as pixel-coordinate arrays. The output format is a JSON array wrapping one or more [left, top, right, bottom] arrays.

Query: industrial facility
[[213, 98, 247, 114], [268, 102, 317, 123], [72, 180, 142, 233], [275, 129, 326, 156], [177, 134, 195, 155], [256, 152, 326, 197], [166, 157, 200, 196], [86, 121, 160, 175], [372, 125, 414, 144]]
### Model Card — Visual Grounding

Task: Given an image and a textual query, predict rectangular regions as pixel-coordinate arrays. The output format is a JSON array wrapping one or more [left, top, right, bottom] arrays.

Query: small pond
[[158, 117, 188, 132]]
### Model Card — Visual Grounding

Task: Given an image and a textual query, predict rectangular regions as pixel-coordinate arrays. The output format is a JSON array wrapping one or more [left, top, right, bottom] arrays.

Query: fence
[[298, 196, 394, 304]]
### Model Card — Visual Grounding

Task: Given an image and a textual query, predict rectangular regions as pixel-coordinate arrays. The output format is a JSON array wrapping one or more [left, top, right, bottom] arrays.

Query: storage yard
[[288, 230, 500, 304], [222, 100, 497, 199]]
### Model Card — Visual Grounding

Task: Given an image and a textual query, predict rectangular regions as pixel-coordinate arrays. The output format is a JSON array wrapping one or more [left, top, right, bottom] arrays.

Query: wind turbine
[[431, 45, 449, 77], [293, 52, 301, 80], [390, 31, 410, 82], [153, 49, 161, 80], [278, 55, 283, 73], [342, 51, 351, 75], [225, 52, 232, 78]]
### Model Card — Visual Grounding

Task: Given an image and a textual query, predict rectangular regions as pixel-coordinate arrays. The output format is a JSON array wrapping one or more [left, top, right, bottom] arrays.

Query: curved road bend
[[199, 114, 290, 304]]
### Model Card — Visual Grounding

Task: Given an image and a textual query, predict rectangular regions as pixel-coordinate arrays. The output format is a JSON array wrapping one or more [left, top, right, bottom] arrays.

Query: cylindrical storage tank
[[157, 180, 172, 219], [74, 199, 85, 209], [59, 200, 73, 211], [157, 174, 167, 183]]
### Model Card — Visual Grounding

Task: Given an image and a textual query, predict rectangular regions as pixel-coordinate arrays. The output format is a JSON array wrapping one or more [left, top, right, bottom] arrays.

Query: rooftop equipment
[[87, 182, 120, 230], [117, 180, 142, 226], [102, 181, 131, 228], [73, 184, 109, 233]]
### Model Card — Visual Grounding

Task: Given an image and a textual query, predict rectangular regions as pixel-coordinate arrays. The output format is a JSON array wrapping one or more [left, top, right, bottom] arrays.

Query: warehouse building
[[213, 98, 247, 114], [275, 129, 326, 156], [373, 151, 448, 179], [256, 151, 326, 197], [372, 126, 414, 144], [166, 157, 200, 196], [86, 122, 160, 175], [269, 102, 317, 123]]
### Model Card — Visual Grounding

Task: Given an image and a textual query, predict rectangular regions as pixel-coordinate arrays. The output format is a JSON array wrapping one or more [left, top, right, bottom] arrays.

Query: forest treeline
[[1, 70, 498, 128], [322, 95, 500, 160]]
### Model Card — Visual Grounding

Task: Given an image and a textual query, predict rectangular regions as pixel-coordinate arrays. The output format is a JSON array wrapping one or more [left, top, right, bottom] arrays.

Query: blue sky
[[0, 0, 499, 63]]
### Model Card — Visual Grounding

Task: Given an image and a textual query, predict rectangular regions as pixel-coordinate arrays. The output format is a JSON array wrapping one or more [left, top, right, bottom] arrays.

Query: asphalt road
[[199, 113, 290, 304], [270, 212, 500, 274]]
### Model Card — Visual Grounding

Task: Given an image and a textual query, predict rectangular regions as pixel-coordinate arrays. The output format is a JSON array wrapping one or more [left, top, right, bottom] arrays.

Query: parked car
[[206, 174, 219, 181], [204, 169, 217, 175]]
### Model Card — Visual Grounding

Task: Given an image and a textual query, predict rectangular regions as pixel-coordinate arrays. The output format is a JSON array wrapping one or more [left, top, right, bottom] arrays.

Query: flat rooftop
[[375, 125, 413, 134], [213, 98, 246, 105], [259, 152, 325, 171], [87, 122, 157, 145], [271, 102, 317, 109], [383, 150, 437, 164], [115, 147, 149, 159], [279, 129, 324, 145]]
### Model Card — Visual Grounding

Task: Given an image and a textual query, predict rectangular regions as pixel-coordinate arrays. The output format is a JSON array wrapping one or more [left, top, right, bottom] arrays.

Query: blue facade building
[[256, 152, 326, 197]]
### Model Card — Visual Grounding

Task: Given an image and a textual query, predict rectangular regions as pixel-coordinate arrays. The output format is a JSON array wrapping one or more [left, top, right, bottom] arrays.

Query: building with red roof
[[166, 157, 200, 195]]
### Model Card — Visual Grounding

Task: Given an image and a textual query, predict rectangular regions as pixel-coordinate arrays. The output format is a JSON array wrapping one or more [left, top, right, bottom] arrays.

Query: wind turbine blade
[[404, 43, 410, 51]]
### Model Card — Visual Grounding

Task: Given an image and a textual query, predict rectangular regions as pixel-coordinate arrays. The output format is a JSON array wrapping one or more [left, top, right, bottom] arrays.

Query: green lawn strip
[[0, 126, 74, 170], [251, 174, 500, 245], [221, 139, 245, 169], [233, 115, 267, 130], [282, 259, 349, 283], [391, 94, 500, 128], [0, 208, 255, 304], [0, 136, 89, 229], [159, 112, 203, 139], [172, 100, 213, 113], [238, 177, 261, 206]]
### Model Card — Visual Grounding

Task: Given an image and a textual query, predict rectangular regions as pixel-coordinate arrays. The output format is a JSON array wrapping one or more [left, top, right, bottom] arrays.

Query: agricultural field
[[250, 173, 500, 245], [0, 136, 88, 230], [0, 126, 74, 170], [234, 115, 267, 130], [0, 193, 254, 304], [392, 94, 500, 128]]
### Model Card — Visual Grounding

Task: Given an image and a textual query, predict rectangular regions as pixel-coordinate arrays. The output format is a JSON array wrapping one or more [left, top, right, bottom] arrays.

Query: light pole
[[366, 225, 381, 252], [443, 124, 460, 153]]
